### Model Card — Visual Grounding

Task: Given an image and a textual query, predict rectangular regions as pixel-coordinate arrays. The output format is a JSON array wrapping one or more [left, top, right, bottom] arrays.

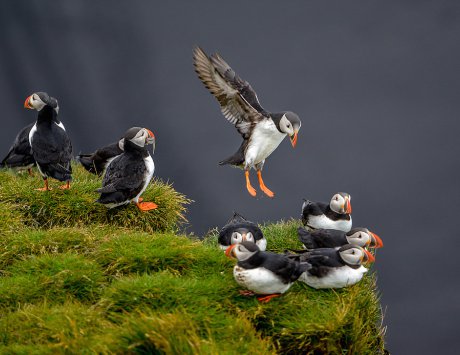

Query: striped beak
[[362, 249, 375, 263], [24, 95, 33, 109], [369, 232, 384, 248], [290, 130, 298, 148], [225, 244, 237, 258]]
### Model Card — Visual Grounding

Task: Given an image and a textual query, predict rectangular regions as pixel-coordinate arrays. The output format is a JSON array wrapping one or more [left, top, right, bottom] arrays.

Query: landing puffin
[[298, 227, 383, 250], [286, 245, 374, 289], [218, 212, 267, 251], [76, 140, 124, 176], [1, 123, 35, 175], [193, 47, 301, 198], [96, 127, 157, 211], [301, 192, 352, 232], [225, 241, 311, 302], [25, 92, 72, 191]]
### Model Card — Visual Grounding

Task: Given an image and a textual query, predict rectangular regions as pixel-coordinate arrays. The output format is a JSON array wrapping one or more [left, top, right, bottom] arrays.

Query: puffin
[[218, 212, 267, 251], [1, 123, 35, 175], [301, 192, 352, 232], [25, 92, 73, 191], [225, 241, 311, 302], [286, 245, 375, 289], [76, 140, 124, 176], [96, 127, 157, 211], [298, 227, 383, 250], [193, 47, 301, 198]]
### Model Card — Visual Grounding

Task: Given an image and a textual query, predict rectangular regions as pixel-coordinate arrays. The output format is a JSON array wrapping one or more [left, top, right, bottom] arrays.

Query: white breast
[[299, 265, 367, 289], [28, 123, 37, 146], [133, 155, 155, 203], [245, 120, 286, 167], [307, 215, 352, 232], [233, 266, 292, 295]]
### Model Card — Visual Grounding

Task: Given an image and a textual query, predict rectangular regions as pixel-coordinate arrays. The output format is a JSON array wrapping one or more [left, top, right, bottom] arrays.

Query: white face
[[118, 138, 125, 151], [231, 231, 254, 244], [330, 193, 350, 214], [129, 128, 151, 147], [339, 247, 365, 265], [346, 230, 371, 247], [279, 114, 295, 136], [28, 93, 47, 111]]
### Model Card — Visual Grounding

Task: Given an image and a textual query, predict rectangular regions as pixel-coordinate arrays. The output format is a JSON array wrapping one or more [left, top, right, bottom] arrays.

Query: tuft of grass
[[0, 164, 191, 232]]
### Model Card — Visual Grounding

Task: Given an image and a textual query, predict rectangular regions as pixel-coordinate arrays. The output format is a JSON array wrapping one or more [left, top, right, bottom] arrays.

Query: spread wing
[[193, 47, 269, 139]]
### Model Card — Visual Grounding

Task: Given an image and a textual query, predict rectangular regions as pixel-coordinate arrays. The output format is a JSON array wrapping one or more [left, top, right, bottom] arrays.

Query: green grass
[[0, 167, 385, 354]]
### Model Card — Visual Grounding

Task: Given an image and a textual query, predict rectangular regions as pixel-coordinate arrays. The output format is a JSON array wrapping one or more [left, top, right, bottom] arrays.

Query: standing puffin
[[25, 92, 72, 191], [96, 127, 157, 211], [286, 245, 375, 289], [1, 123, 35, 175], [218, 212, 267, 251], [298, 227, 383, 250], [76, 140, 124, 176], [225, 242, 311, 302], [301, 192, 352, 232], [193, 47, 301, 198]]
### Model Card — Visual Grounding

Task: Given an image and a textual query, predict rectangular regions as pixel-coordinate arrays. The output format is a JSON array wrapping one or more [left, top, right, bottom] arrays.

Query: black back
[[298, 227, 348, 249], [302, 200, 350, 225], [218, 212, 264, 246], [1, 123, 35, 168], [77, 141, 123, 175]]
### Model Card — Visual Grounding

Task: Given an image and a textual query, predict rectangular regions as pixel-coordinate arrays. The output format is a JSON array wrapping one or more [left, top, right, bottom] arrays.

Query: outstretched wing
[[193, 47, 269, 139]]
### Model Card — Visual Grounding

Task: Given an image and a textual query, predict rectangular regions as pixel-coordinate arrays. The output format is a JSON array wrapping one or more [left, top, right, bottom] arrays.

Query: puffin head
[[330, 192, 352, 214], [225, 241, 259, 261], [230, 229, 255, 244], [122, 127, 155, 150], [277, 111, 301, 147], [338, 245, 375, 266], [24, 92, 59, 113], [346, 228, 383, 248]]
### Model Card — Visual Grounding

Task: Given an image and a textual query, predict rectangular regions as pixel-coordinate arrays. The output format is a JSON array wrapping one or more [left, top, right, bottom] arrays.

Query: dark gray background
[[1, 1, 458, 353]]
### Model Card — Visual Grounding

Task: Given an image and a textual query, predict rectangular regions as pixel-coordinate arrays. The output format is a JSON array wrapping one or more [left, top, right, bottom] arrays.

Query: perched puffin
[[25, 92, 72, 191], [218, 212, 267, 251], [193, 47, 301, 198], [286, 245, 375, 289], [76, 140, 124, 176], [301, 192, 352, 232], [225, 241, 311, 302], [96, 127, 157, 211], [298, 227, 383, 250], [1, 123, 35, 175]]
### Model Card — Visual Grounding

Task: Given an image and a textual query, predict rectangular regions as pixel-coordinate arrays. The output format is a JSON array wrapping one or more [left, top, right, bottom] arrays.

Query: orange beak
[[146, 129, 155, 139], [363, 249, 375, 263], [345, 199, 352, 214], [290, 131, 298, 148], [369, 232, 384, 248], [24, 95, 33, 109], [225, 244, 237, 258]]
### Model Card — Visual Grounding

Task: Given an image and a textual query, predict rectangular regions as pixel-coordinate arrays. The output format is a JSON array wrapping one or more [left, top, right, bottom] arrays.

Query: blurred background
[[1, 1, 459, 353]]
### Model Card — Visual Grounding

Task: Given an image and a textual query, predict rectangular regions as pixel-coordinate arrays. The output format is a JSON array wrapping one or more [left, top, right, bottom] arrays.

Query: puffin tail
[[219, 141, 246, 167]]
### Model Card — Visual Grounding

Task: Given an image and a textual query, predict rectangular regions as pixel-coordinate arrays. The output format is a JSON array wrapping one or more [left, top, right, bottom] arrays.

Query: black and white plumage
[[1, 123, 35, 173], [298, 227, 383, 250], [96, 127, 157, 211], [193, 47, 301, 198], [286, 245, 374, 289], [301, 192, 352, 232], [77, 141, 123, 176], [218, 212, 267, 251], [225, 241, 311, 302], [25, 92, 72, 190]]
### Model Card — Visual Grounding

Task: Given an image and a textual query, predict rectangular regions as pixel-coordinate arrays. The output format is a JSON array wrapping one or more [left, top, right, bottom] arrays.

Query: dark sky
[[1, 1, 459, 353]]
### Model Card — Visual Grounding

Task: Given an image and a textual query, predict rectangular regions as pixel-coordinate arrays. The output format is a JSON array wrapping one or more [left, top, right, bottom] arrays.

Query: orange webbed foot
[[136, 201, 158, 211], [245, 170, 257, 197], [59, 182, 71, 190], [257, 170, 274, 198], [257, 294, 280, 303]]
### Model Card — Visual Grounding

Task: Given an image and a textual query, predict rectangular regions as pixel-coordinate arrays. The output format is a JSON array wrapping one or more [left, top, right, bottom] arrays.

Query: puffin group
[[1, 46, 383, 304]]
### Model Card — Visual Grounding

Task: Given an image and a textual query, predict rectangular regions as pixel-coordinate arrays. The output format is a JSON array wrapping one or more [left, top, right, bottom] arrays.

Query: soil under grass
[[0, 167, 385, 354]]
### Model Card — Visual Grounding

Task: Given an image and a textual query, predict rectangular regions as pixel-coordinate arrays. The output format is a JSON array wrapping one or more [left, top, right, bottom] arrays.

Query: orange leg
[[59, 181, 71, 190], [257, 294, 281, 303], [257, 170, 274, 198], [36, 178, 51, 191], [245, 170, 257, 197], [136, 201, 158, 212]]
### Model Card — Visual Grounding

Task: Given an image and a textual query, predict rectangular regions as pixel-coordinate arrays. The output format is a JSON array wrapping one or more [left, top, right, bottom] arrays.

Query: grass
[[0, 167, 385, 354]]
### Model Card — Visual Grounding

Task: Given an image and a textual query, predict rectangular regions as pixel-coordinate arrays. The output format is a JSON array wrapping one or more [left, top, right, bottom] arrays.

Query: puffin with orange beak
[[193, 47, 301, 198], [301, 192, 353, 232], [25, 92, 72, 191], [96, 127, 157, 211], [286, 245, 375, 289], [226, 242, 311, 302], [298, 226, 383, 250], [218, 212, 267, 251]]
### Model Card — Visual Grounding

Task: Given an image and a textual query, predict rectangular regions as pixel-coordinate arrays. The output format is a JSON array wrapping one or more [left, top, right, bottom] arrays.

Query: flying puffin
[[96, 127, 157, 211], [76, 141, 124, 176], [218, 212, 267, 251], [1, 122, 35, 175], [286, 245, 375, 289], [25, 92, 73, 191], [193, 47, 301, 198], [225, 241, 311, 302], [298, 227, 383, 250], [301, 192, 352, 232]]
